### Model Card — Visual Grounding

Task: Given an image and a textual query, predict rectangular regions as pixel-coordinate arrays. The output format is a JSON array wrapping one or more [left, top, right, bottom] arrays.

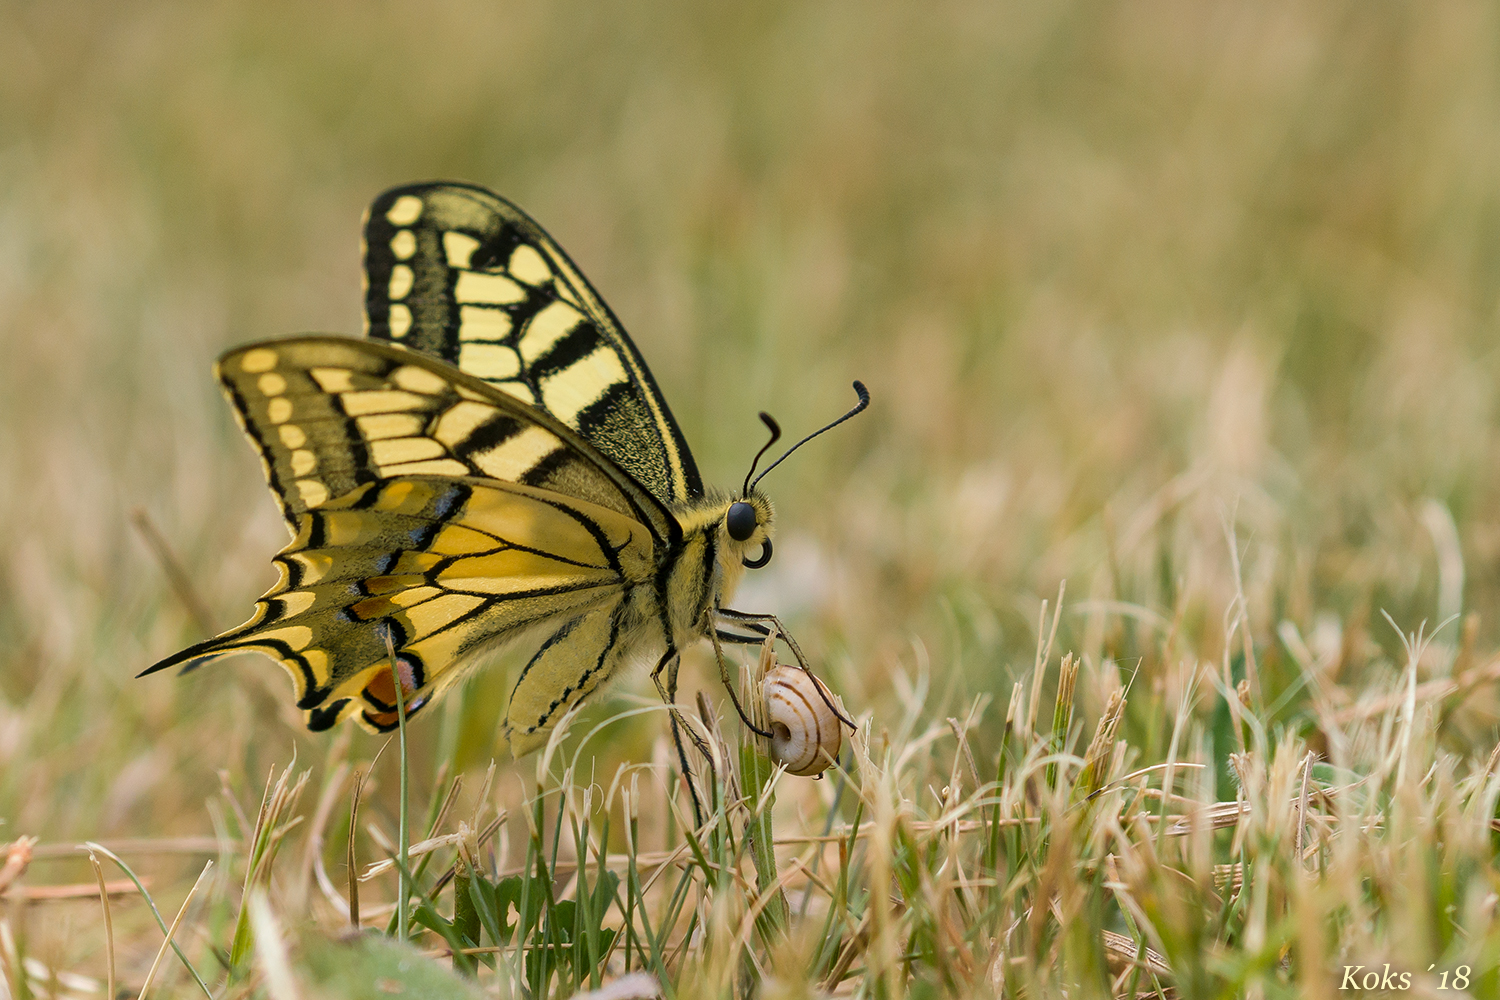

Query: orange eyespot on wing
[[358, 658, 422, 731]]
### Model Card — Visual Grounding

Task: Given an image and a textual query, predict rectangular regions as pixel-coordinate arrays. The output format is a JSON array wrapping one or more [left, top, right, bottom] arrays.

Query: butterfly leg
[[714, 617, 772, 641], [707, 621, 774, 739], [651, 647, 712, 825], [717, 608, 857, 729]]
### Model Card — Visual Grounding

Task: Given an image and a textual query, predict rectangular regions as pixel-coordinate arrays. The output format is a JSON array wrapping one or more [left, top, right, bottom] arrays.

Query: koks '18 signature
[[1339, 964, 1470, 991]]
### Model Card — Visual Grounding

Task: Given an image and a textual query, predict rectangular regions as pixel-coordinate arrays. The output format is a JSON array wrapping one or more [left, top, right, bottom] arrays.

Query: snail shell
[[762, 665, 842, 776]]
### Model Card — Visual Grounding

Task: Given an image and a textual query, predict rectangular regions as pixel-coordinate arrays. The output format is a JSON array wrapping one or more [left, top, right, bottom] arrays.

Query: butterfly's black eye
[[726, 501, 758, 541]]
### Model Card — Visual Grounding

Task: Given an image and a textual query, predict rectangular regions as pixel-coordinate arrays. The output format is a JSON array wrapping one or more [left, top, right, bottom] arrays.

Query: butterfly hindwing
[[504, 594, 638, 757], [363, 182, 703, 506], [147, 475, 657, 733]]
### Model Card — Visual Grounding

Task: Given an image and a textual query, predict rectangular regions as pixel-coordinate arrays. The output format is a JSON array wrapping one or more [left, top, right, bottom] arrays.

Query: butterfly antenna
[[741, 413, 782, 497], [750, 381, 869, 492]]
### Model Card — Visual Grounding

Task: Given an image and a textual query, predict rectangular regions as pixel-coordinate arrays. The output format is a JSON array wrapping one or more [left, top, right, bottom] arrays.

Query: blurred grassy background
[[6, 0, 1500, 978]]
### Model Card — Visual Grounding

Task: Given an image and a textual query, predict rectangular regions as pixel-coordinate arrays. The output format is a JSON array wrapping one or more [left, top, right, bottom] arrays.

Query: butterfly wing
[[363, 182, 704, 506], [144, 336, 670, 740], [212, 336, 676, 543], [147, 476, 653, 737]]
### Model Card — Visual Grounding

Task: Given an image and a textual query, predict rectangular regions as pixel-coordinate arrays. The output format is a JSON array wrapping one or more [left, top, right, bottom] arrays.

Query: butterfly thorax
[[662, 490, 774, 645]]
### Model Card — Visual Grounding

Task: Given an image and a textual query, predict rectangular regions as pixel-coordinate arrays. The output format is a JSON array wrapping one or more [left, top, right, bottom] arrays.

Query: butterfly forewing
[[216, 336, 675, 544], [363, 182, 703, 505]]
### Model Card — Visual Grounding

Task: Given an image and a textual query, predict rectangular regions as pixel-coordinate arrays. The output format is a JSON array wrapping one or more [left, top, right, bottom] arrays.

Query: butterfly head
[[725, 493, 775, 570]]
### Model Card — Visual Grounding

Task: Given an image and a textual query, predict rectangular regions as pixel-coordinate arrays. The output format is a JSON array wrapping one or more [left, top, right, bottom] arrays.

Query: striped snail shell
[[762, 665, 842, 776]]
